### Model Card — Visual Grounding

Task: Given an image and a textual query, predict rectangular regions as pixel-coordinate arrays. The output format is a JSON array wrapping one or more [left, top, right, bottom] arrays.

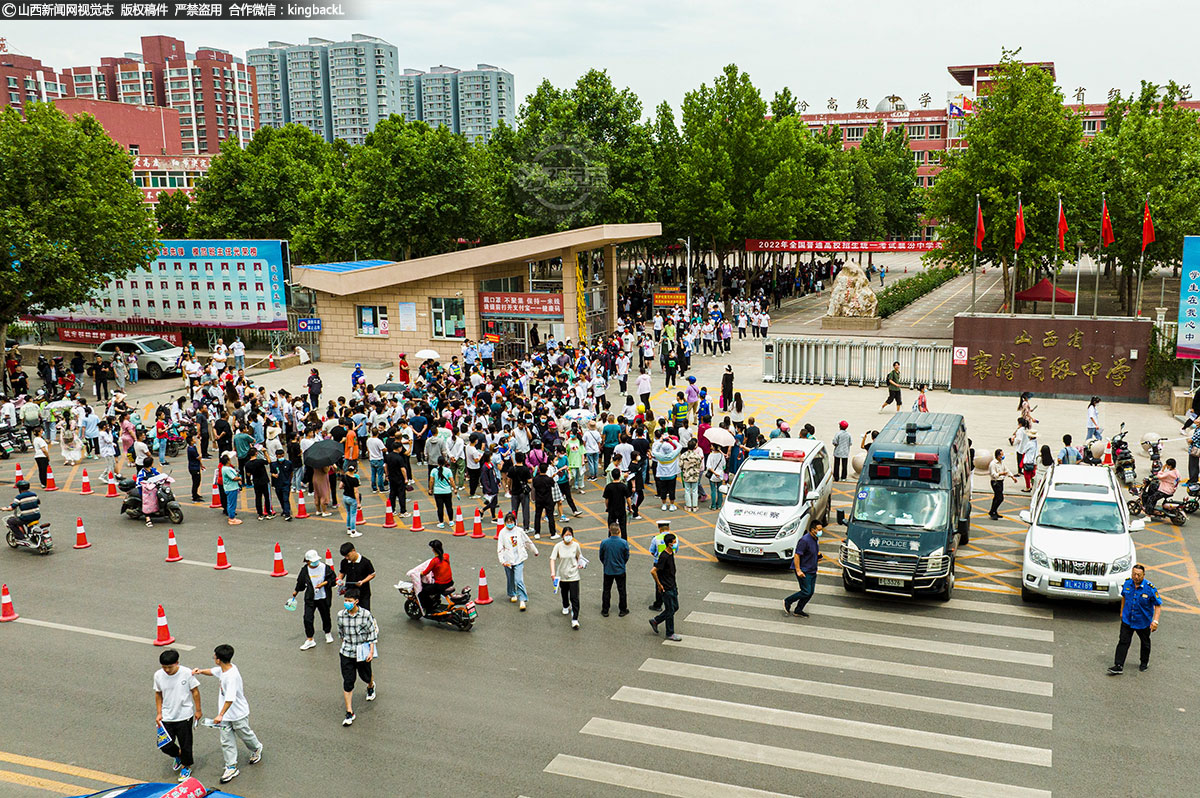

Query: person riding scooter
[[418, 539, 454, 615], [5, 480, 40, 540], [1144, 457, 1180, 516]]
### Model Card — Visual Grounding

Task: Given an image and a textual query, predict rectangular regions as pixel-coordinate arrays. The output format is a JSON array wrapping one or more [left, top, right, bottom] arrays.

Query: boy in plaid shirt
[[337, 587, 378, 726]]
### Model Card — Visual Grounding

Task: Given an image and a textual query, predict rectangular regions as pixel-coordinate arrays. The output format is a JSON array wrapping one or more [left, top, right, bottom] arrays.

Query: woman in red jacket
[[419, 539, 454, 614]]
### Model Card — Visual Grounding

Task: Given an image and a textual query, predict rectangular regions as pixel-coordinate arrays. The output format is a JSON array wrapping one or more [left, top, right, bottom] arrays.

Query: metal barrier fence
[[762, 337, 954, 390]]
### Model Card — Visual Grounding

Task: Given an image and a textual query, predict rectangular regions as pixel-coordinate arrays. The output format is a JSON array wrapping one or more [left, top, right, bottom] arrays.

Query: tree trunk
[[0, 321, 8, 395]]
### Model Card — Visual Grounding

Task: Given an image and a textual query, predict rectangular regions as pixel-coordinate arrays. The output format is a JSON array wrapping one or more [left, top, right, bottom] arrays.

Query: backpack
[[22, 403, 41, 424]]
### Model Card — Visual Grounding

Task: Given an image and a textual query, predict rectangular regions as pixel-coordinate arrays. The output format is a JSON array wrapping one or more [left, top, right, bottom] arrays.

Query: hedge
[[876, 266, 962, 318]]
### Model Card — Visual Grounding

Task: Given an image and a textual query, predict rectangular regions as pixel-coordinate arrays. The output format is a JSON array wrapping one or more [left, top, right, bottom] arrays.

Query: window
[[927, 125, 944, 139], [1083, 119, 1098, 136], [356, 305, 388, 336], [129, 144, 139, 155], [913, 150, 925, 164], [431, 298, 466, 339], [908, 124, 926, 139], [844, 126, 864, 141]]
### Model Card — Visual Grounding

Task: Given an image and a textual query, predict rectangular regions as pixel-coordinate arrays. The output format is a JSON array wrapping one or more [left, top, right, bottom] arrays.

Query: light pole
[[678, 237, 692, 315]]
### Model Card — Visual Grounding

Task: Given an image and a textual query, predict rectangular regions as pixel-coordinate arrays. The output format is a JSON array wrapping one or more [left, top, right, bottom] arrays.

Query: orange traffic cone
[[214, 536, 231, 570], [44, 464, 57, 491], [270, 543, 288, 577], [105, 470, 119, 498], [209, 475, 222, 508], [410, 502, 424, 531], [0, 584, 18, 621], [153, 604, 174, 646], [295, 489, 309, 519], [165, 529, 183, 562], [475, 567, 493, 605], [453, 506, 466, 536], [325, 548, 334, 568], [268, 353, 277, 370], [1102, 441, 1114, 467], [470, 507, 485, 538], [494, 518, 504, 540], [79, 469, 93, 495], [73, 517, 90, 549], [12, 462, 22, 485], [355, 503, 364, 525], [382, 501, 397, 528]]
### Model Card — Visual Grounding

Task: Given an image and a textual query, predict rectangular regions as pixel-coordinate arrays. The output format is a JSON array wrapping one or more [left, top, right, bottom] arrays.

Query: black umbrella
[[376, 383, 405, 393], [304, 439, 343, 469], [329, 425, 347, 442]]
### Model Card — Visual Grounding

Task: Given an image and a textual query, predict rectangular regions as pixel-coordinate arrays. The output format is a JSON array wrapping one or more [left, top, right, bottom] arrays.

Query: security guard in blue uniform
[[1108, 564, 1162, 674]]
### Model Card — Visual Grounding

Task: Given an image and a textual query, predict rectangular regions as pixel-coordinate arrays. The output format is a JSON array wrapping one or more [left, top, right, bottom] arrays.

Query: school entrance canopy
[[1015, 277, 1075, 304]]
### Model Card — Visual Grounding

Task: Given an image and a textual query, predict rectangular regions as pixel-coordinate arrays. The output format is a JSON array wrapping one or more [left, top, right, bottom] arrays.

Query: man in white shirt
[[192, 643, 262, 785], [154, 648, 202, 782], [229, 338, 246, 370]]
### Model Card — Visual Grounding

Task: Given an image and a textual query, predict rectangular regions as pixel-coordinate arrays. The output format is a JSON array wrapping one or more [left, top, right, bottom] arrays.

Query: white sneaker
[[669, 504, 677, 512], [661, 504, 668, 511], [347, 530, 362, 537], [562, 606, 571, 615], [519, 601, 526, 611], [510, 596, 518, 603], [300, 639, 316, 650], [533, 532, 540, 539], [571, 620, 580, 629], [550, 533, 560, 540], [220, 767, 239, 784], [325, 632, 334, 644]]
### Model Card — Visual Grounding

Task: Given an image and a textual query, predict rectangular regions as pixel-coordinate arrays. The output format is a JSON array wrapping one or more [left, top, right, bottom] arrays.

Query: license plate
[[465, 602, 476, 611], [1063, 579, 1094, 591], [467, 610, 477, 619], [742, 546, 763, 556], [878, 578, 905, 587]]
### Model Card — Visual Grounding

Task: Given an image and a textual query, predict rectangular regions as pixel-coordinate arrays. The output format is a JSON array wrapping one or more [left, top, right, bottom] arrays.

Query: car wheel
[[1021, 584, 1036, 603], [146, 362, 163, 379], [936, 557, 955, 602], [842, 572, 863, 593]]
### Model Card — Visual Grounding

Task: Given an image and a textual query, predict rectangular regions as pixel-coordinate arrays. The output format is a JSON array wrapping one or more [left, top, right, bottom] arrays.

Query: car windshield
[[852, 486, 948, 530], [1036, 496, 1125, 534], [727, 469, 801, 507], [140, 338, 175, 352]]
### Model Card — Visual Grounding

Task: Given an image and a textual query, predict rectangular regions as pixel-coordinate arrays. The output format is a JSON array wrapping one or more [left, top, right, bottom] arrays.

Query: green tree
[[770, 87, 798, 119], [859, 124, 921, 237], [926, 50, 1088, 306], [154, 189, 193, 238], [0, 103, 158, 374]]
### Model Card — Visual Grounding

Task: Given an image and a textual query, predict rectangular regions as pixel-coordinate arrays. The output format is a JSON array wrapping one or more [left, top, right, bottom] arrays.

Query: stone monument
[[821, 260, 882, 330]]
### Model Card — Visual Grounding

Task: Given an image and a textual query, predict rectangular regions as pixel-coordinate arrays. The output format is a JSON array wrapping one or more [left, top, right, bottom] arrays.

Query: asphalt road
[[1, 460, 1196, 798]]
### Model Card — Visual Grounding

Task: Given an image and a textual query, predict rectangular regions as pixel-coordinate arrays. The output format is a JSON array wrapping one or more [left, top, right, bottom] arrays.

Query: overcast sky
[[6, 0, 1196, 117]]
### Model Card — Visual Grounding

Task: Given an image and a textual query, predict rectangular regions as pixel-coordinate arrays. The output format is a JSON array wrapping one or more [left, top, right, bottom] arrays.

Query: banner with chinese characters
[[745, 240, 943, 253], [1177, 237, 1200, 359], [951, 315, 1152, 401], [653, 290, 687, 307], [58, 328, 183, 347], [479, 292, 564, 317]]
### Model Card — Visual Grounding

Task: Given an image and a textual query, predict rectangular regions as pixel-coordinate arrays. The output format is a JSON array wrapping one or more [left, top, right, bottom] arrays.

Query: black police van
[[838, 412, 971, 601]]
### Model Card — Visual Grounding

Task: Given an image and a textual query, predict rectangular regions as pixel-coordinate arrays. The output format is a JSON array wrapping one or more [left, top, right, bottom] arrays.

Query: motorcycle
[[1127, 477, 1188, 525], [396, 580, 476, 631], [1110, 424, 1137, 486], [1141, 434, 1166, 477], [0, 421, 29, 460], [5, 515, 53, 554], [119, 473, 184, 524]]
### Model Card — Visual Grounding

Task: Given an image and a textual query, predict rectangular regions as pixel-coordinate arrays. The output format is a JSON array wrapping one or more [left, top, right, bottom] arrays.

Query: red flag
[[1101, 200, 1115, 247], [974, 200, 985, 250], [1057, 200, 1069, 251], [1014, 199, 1026, 251], [1142, 201, 1155, 252]]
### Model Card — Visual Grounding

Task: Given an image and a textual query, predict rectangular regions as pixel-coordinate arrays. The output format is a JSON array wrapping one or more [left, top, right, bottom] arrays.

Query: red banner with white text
[[57, 327, 183, 346], [745, 239, 943, 252]]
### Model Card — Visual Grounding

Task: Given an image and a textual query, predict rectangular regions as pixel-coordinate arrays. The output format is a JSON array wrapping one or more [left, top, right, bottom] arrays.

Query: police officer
[[647, 519, 671, 610], [1107, 564, 1162, 675]]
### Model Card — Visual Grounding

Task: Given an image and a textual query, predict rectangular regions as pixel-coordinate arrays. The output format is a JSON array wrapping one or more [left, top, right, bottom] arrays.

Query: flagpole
[[1052, 193, 1061, 319], [1093, 192, 1104, 318], [1135, 192, 1149, 317], [1011, 191, 1020, 316], [972, 193, 978, 313], [1073, 241, 1081, 315]]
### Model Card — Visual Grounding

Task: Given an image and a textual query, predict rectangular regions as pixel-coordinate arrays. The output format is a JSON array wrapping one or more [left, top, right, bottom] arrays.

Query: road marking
[[665, 635, 1053, 696], [909, 275, 1002, 327], [580, 718, 1051, 798], [702, 591, 1053, 641], [685, 611, 1053, 667], [0, 750, 133, 785], [718, 574, 1052, 618], [13, 618, 196, 651], [0, 769, 88, 796], [639, 658, 1052, 729], [613, 686, 1052, 766], [545, 754, 801, 798], [178, 558, 271, 576]]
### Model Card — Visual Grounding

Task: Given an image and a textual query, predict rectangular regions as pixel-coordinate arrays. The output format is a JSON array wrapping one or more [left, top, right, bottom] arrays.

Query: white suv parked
[[1020, 463, 1142, 603]]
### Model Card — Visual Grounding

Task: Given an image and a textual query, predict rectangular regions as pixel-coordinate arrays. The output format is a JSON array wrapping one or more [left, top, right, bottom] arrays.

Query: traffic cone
[[295, 489, 309, 519], [209, 474, 222, 508], [79, 469, 93, 495], [0, 584, 18, 622], [214, 536, 231, 570], [1102, 441, 1114, 467], [494, 518, 504, 540], [105, 470, 119, 498], [45, 464, 57, 491], [268, 353, 277, 370], [325, 548, 334, 568], [355, 503, 364, 525], [410, 502, 424, 531], [270, 543, 288, 577], [165, 529, 183, 562], [475, 567, 493, 605], [12, 462, 22, 485], [470, 507, 485, 538], [382, 501, 397, 528], [453, 505, 466, 536], [153, 604, 175, 646], [73, 517, 90, 549]]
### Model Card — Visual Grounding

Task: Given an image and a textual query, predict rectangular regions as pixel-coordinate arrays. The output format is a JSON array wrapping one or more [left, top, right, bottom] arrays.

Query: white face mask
[[563, 535, 573, 543]]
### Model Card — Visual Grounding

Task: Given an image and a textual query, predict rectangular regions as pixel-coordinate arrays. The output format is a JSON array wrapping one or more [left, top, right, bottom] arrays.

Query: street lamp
[[677, 237, 692, 314]]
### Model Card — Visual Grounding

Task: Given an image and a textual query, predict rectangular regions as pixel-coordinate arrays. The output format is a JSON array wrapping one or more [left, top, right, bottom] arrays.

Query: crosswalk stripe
[[665, 636, 1054, 696], [702, 591, 1054, 642], [719, 574, 1053, 619], [581, 718, 1051, 798], [686, 611, 1054, 667], [544, 754, 801, 798], [639, 659, 1053, 729], [613, 686, 1052, 766]]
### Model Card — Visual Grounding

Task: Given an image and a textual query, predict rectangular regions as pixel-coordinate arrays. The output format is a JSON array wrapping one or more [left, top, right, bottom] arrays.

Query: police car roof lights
[[872, 450, 938, 463], [747, 448, 805, 461]]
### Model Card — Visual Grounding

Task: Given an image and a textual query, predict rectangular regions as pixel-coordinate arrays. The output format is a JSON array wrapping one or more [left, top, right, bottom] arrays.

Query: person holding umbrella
[[303, 438, 343, 518]]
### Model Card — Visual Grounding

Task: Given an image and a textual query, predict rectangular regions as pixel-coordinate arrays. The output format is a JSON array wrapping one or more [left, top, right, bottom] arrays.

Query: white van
[[713, 438, 833, 564]]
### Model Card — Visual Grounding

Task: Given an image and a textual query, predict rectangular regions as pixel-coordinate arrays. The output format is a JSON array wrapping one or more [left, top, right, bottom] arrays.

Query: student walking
[[784, 522, 823, 618], [496, 510, 538, 611], [342, 461, 361, 537], [550, 526, 585, 629], [191, 644, 262, 785], [292, 549, 336, 649], [153, 648, 202, 783], [338, 542, 376, 611], [880, 361, 903, 412], [337, 587, 378, 726], [648, 532, 681, 640], [988, 449, 1018, 520], [598, 523, 630, 617], [1107, 564, 1162, 675]]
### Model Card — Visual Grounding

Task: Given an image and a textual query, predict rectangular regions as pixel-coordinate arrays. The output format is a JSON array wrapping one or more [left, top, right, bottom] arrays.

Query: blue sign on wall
[[297, 317, 322, 332]]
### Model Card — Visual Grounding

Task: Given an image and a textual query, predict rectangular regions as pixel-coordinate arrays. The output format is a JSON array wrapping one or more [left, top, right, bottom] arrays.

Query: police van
[[838, 412, 971, 600], [713, 438, 832, 564]]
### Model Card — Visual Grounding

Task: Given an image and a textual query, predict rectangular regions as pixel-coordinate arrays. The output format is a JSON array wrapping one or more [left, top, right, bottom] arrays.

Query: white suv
[[1019, 463, 1142, 603]]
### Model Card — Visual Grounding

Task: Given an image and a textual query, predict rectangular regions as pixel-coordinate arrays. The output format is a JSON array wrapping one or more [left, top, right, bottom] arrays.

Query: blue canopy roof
[[298, 258, 392, 274]]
